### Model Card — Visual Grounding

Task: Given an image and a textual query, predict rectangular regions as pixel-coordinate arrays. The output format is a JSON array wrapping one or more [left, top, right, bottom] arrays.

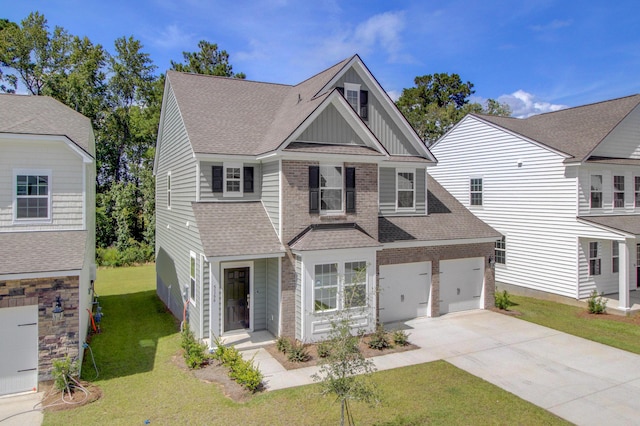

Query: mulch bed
[[39, 381, 102, 412], [576, 310, 640, 324]]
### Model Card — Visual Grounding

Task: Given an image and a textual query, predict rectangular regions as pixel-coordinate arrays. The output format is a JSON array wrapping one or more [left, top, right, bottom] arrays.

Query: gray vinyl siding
[[199, 161, 261, 201], [333, 69, 420, 156], [591, 104, 640, 159], [253, 259, 267, 331], [266, 257, 279, 336], [297, 103, 366, 145], [202, 259, 210, 336], [379, 167, 426, 215], [155, 84, 206, 339], [261, 161, 280, 235], [295, 255, 302, 341]]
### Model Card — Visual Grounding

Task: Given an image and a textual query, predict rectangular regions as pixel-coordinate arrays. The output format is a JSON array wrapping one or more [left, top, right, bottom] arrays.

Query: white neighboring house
[[430, 94, 640, 312], [0, 94, 96, 396]]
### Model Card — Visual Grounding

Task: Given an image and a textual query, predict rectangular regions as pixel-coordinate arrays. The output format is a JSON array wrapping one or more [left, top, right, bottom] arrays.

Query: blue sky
[[4, 0, 640, 117]]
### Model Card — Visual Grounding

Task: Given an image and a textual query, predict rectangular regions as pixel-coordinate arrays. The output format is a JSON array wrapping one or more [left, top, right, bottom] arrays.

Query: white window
[[314, 261, 368, 312], [166, 172, 171, 209], [344, 261, 367, 308], [495, 237, 506, 264], [470, 178, 483, 206], [314, 263, 338, 311], [589, 242, 601, 276], [613, 175, 625, 208], [14, 169, 52, 221], [224, 163, 242, 196], [590, 175, 602, 208], [612, 241, 619, 274], [396, 169, 415, 210], [320, 165, 343, 213], [344, 82, 360, 113], [635, 176, 640, 207], [189, 252, 197, 304]]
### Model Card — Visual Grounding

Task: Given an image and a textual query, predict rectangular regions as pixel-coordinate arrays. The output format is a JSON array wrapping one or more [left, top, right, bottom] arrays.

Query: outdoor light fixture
[[488, 256, 495, 268], [52, 295, 64, 321]]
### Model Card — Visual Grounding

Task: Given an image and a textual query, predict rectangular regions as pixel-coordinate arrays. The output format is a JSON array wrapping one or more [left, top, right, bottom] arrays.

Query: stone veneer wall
[[377, 243, 495, 317], [0, 275, 81, 381]]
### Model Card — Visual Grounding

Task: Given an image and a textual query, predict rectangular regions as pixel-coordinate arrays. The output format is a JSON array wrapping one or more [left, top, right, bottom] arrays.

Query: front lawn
[[509, 295, 640, 355], [43, 265, 567, 425]]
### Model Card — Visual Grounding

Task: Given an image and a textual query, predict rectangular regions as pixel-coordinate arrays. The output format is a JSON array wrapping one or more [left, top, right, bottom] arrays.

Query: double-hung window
[[589, 242, 601, 276], [470, 178, 483, 206], [635, 176, 640, 207], [320, 165, 343, 213], [340, 83, 369, 120], [309, 165, 355, 214], [15, 170, 51, 221], [613, 175, 625, 208], [397, 169, 415, 210], [344, 261, 367, 308], [612, 241, 619, 273], [495, 237, 506, 264], [212, 163, 254, 197], [314, 263, 338, 311], [590, 175, 603, 208], [225, 164, 242, 196], [314, 261, 368, 312]]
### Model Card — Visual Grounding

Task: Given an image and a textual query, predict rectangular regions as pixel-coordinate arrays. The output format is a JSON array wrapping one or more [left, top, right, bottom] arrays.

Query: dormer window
[[212, 164, 254, 197], [339, 83, 369, 121]]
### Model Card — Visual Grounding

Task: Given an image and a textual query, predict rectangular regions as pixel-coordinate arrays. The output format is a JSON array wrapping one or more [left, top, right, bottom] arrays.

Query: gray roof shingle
[[0, 231, 87, 275], [379, 176, 501, 243], [0, 94, 94, 156], [579, 215, 640, 236], [289, 224, 381, 251], [476, 94, 640, 162], [191, 202, 284, 258]]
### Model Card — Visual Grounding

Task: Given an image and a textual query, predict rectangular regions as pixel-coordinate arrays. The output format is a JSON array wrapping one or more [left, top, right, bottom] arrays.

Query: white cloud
[[530, 19, 572, 32], [386, 89, 401, 102], [498, 90, 568, 118], [148, 24, 194, 50]]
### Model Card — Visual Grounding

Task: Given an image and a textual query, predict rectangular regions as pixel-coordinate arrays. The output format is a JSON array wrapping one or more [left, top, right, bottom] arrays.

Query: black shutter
[[337, 87, 344, 96], [212, 165, 223, 192], [360, 90, 368, 121], [345, 167, 356, 213], [243, 166, 254, 193], [309, 166, 320, 213]]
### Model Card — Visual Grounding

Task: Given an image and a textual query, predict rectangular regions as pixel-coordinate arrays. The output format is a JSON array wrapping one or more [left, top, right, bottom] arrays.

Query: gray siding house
[[0, 94, 96, 395], [154, 55, 500, 344]]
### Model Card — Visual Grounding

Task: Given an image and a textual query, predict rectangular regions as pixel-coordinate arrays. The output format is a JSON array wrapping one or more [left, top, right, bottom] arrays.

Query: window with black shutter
[[345, 167, 356, 213], [212, 165, 223, 192], [360, 90, 368, 121], [243, 166, 254, 193], [309, 166, 320, 213]]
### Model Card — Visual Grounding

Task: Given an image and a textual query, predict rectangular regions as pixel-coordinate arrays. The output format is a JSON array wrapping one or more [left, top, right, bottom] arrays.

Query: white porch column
[[618, 238, 631, 311]]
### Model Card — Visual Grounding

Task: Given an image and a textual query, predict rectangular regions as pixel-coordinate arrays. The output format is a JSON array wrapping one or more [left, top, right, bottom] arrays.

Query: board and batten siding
[[0, 139, 85, 231], [199, 161, 261, 201], [266, 257, 279, 336], [431, 116, 586, 298], [297, 103, 366, 145], [379, 167, 426, 215], [156, 84, 206, 339], [591, 104, 640, 159], [261, 160, 280, 236]]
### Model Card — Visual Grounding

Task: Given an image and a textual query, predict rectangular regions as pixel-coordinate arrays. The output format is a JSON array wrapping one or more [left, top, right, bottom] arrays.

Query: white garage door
[[379, 262, 431, 323], [0, 305, 39, 396], [440, 257, 484, 314]]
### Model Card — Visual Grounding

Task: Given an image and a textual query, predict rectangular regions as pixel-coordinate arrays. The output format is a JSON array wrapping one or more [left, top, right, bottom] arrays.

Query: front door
[[224, 267, 250, 332]]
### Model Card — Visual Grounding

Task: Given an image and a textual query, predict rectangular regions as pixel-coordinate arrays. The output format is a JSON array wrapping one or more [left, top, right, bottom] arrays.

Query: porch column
[[618, 238, 631, 311]]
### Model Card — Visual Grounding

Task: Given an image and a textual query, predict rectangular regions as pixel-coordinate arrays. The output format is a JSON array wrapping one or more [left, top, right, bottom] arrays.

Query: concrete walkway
[[0, 391, 43, 425], [241, 310, 640, 426]]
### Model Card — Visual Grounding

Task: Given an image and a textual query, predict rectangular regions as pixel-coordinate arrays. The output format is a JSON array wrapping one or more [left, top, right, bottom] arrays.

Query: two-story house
[[154, 55, 500, 344], [430, 94, 640, 312], [0, 94, 96, 395]]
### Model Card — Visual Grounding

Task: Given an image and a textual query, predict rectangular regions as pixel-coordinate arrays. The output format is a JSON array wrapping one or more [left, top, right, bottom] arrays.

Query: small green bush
[[287, 341, 311, 362], [276, 335, 292, 353], [495, 289, 513, 310], [52, 355, 79, 391], [212, 337, 263, 392], [181, 323, 208, 369], [587, 290, 608, 314], [368, 324, 391, 350], [317, 340, 331, 358], [96, 243, 154, 267], [392, 329, 410, 346]]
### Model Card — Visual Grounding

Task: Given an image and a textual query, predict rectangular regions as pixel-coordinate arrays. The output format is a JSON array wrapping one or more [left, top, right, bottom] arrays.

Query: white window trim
[[613, 175, 625, 209], [590, 174, 603, 209], [320, 164, 344, 215], [495, 236, 506, 265], [470, 177, 483, 207], [612, 241, 619, 274], [13, 168, 53, 223], [589, 242, 601, 276], [166, 171, 172, 209], [635, 176, 640, 208], [222, 260, 254, 331], [344, 82, 360, 115], [189, 251, 197, 305], [223, 162, 243, 197], [312, 260, 369, 313], [396, 168, 416, 212]]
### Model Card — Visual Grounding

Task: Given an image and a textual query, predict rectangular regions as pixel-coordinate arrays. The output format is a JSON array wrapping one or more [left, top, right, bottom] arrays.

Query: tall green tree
[[170, 40, 245, 78], [396, 73, 510, 145]]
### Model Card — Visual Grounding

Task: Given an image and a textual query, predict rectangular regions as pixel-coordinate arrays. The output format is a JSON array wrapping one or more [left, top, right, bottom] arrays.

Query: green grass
[[44, 265, 567, 425], [509, 295, 640, 354]]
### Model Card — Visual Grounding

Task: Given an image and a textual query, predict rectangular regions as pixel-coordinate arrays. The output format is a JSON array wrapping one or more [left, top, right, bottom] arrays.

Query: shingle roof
[[0, 231, 87, 275], [167, 57, 352, 156], [289, 224, 381, 251], [191, 202, 284, 258], [476, 94, 640, 162], [284, 142, 384, 156], [578, 215, 640, 236], [0, 94, 94, 155], [379, 176, 501, 243]]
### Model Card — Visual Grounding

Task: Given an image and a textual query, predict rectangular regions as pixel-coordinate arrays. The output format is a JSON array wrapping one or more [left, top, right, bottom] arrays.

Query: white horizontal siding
[[591, 104, 640, 159], [0, 139, 85, 231], [577, 165, 640, 216]]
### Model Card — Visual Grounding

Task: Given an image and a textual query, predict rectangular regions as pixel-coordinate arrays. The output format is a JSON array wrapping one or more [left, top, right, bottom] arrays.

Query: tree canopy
[[170, 40, 245, 78], [396, 73, 511, 145]]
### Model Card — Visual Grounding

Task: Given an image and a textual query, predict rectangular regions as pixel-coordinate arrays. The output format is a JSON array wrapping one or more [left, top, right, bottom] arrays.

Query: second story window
[[397, 169, 415, 210], [590, 175, 602, 208], [212, 164, 254, 197], [470, 178, 483, 206], [15, 170, 51, 221], [225, 165, 241, 195], [613, 175, 625, 208], [635, 176, 640, 207], [309, 165, 356, 214], [339, 83, 369, 121], [320, 165, 343, 213]]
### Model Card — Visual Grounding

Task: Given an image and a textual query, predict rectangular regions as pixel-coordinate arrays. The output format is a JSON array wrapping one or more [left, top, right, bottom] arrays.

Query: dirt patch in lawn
[[39, 381, 102, 412], [490, 307, 523, 316], [264, 339, 419, 370]]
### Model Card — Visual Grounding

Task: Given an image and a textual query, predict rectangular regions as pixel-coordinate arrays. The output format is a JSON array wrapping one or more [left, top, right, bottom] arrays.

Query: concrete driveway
[[251, 310, 640, 425], [0, 391, 43, 425]]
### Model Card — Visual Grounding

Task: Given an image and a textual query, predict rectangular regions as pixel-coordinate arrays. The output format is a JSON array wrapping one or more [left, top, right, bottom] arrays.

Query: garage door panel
[[379, 262, 431, 323], [440, 257, 484, 314], [0, 305, 38, 396]]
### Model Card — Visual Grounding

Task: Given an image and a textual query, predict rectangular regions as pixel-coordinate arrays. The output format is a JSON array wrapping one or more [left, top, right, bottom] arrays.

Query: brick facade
[[0, 275, 81, 381]]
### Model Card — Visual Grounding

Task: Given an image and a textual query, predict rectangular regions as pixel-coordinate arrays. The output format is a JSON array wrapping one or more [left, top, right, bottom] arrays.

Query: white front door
[[0, 305, 38, 396]]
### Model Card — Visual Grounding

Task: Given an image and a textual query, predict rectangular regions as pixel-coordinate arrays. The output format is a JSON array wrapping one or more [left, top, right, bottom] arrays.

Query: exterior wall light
[[52, 295, 64, 321]]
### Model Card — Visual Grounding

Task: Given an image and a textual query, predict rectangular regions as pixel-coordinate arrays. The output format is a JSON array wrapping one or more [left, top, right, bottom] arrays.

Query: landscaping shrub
[[211, 336, 263, 392], [287, 341, 311, 362], [276, 335, 292, 353], [368, 324, 391, 350], [494, 289, 513, 310], [52, 355, 79, 392], [392, 329, 410, 346], [181, 323, 208, 369], [317, 340, 331, 358], [587, 290, 608, 314]]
